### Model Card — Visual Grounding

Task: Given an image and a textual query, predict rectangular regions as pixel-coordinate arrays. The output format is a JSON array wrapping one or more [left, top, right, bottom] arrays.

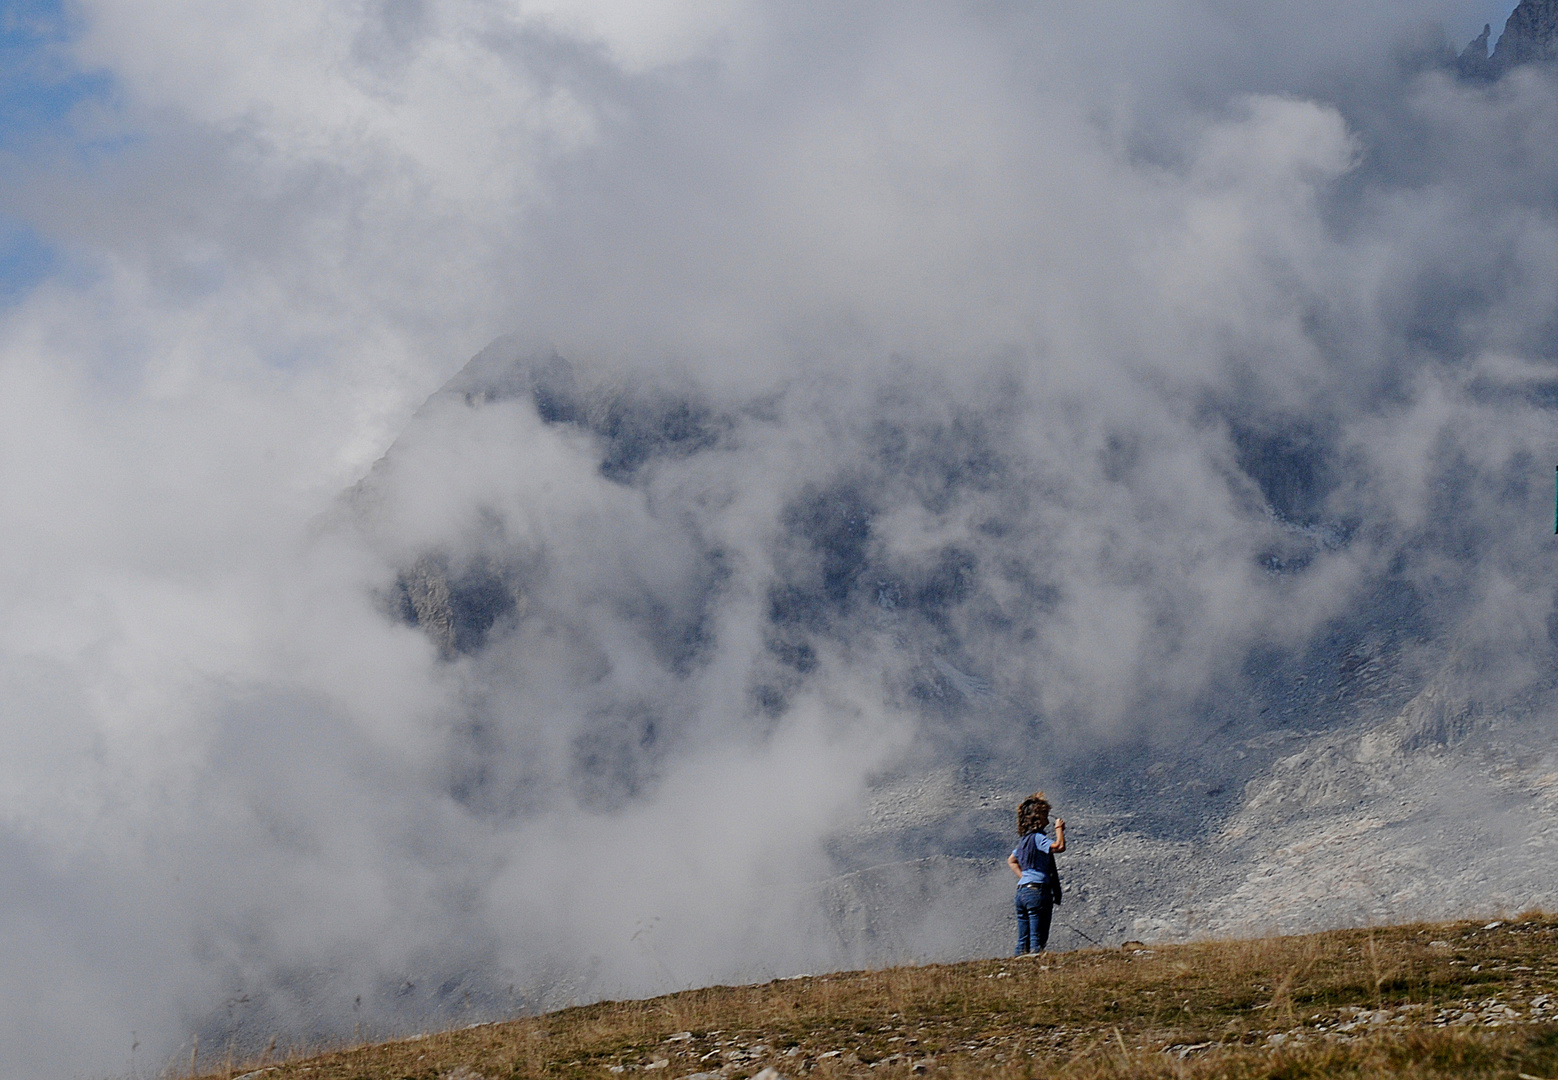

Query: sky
[[3, 1, 1558, 1077]]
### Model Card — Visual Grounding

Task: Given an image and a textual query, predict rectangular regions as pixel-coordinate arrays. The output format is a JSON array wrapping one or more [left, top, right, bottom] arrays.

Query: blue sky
[[0, 0, 113, 299]]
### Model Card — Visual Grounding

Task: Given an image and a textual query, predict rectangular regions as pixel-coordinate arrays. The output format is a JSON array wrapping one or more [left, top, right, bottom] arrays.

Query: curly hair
[[1016, 792, 1051, 837]]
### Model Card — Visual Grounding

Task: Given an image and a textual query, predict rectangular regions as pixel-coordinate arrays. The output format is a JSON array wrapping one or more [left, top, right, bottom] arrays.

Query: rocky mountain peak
[[1492, 0, 1558, 66], [1461, 0, 1558, 76]]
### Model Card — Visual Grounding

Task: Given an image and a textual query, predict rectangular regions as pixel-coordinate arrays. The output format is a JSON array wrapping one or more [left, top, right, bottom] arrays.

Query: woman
[[1007, 792, 1065, 956]]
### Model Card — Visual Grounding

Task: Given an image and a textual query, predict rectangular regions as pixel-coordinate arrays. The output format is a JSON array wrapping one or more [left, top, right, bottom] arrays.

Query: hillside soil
[[203, 916, 1558, 1080]]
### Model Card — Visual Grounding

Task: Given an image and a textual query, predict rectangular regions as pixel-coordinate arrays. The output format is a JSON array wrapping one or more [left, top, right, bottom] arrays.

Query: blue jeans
[[1014, 885, 1052, 955]]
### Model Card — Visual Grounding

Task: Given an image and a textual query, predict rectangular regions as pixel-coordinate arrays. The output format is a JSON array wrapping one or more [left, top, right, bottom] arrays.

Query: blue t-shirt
[[1012, 832, 1052, 886]]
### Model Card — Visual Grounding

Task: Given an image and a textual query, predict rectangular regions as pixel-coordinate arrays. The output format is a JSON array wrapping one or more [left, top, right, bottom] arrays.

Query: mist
[[3, 1, 1558, 1075]]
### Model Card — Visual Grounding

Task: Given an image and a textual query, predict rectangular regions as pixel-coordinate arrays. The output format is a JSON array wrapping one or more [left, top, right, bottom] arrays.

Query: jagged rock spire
[[1492, 0, 1558, 68], [1467, 22, 1492, 60]]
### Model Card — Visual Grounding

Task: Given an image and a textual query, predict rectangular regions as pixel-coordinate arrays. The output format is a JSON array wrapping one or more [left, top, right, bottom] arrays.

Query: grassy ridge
[[200, 916, 1558, 1080]]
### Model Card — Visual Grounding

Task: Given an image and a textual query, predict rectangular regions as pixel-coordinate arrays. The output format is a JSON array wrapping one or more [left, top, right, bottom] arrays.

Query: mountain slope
[[207, 917, 1558, 1080]]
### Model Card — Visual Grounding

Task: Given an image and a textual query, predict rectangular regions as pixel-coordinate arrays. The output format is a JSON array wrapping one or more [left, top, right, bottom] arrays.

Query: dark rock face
[[394, 554, 520, 659], [443, 343, 734, 484], [1456, 23, 1495, 79], [1492, 0, 1558, 67]]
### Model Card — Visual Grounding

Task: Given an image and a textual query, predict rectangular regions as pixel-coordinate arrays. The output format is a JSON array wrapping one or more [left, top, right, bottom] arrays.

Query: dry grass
[[187, 915, 1558, 1080]]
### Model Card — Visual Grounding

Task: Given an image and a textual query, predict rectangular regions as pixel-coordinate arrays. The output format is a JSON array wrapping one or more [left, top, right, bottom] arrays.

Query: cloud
[[2, 1, 1558, 1075]]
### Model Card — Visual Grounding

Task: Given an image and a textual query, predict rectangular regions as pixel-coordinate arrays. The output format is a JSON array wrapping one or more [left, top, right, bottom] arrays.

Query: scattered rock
[[666, 1032, 694, 1042]]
